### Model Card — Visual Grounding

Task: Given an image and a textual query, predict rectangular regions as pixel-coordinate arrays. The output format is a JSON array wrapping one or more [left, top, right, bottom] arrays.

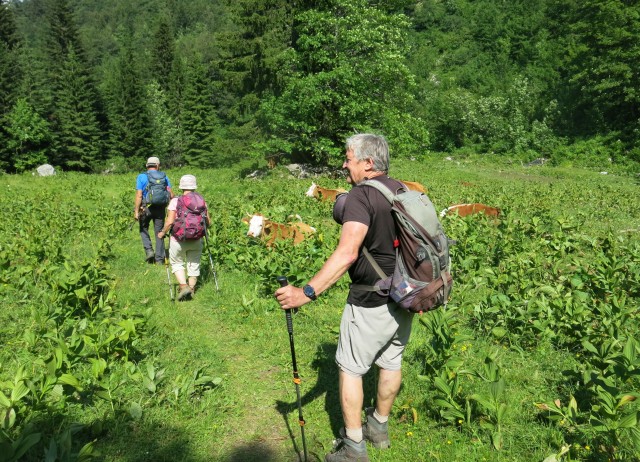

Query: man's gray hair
[[345, 134, 389, 173]]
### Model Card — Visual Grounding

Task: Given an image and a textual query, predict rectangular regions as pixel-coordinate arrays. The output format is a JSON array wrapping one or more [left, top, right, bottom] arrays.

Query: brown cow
[[400, 180, 426, 193], [243, 214, 316, 246], [306, 180, 426, 201], [439, 203, 501, 218], [306, 182, 347, 202]]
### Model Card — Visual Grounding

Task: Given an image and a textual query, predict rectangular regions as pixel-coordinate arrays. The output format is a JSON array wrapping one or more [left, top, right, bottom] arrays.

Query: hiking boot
[[325, 428, 369, 462], [145, 249, 155, 263], [362, 407, 390, 449], [177, 285, 192, 301]]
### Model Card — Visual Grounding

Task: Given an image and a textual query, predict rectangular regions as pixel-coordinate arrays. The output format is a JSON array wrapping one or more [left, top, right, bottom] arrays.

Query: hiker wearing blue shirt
[[134, 157, 174, 264]]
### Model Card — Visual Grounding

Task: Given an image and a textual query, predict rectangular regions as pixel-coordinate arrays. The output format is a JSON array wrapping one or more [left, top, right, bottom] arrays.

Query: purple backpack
[[172, 193, 207, 241]]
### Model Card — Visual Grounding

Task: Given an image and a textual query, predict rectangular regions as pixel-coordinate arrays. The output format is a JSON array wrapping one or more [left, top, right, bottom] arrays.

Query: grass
[[2, 156, 640, 462]]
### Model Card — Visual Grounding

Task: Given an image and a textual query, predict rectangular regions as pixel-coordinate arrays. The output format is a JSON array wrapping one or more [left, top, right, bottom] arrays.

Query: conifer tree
[[167, 55, 188, 165], [0, 0, 19, 115], [151, 16, 175, 93], [566, 0, 640, 139], [44, 0, 104, 171], [181, 56, 219, 167], [104, 41, 153, 165], [0, 0, 21, 171], [215, 0, 294, 124]]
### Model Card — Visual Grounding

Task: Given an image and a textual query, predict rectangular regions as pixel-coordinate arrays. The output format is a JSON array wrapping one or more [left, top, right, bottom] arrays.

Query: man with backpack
[[157, 174, 211, 301], [275, 133, 452, 462], [134, 157, 174, 264]]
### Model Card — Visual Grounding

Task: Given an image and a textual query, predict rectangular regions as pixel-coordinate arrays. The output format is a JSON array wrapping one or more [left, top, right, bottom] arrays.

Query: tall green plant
[[259, 0, 428, 164]]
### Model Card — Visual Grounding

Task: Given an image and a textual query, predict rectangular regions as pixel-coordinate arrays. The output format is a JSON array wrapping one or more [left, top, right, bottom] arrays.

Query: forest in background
[[0, 0, 639, 173]]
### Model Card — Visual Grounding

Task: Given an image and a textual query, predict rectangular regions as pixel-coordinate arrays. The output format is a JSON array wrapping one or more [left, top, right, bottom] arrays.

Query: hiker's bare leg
[[174, 269, 187, 285], [340, 370, 364, 431], [188, 276, 197, 291], [375, 368, 402, 417]]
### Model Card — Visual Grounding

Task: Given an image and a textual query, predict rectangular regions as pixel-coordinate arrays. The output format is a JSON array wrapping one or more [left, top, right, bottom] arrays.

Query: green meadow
[[1, 157, 640, 462]]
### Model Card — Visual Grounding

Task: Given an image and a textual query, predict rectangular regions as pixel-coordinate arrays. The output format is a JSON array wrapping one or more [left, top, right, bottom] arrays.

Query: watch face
[[304, 285, 316, 299]]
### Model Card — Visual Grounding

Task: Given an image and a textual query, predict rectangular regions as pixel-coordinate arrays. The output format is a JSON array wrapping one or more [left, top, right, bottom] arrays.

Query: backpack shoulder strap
[[362, 246, 387, 279], [350, 247, 389, 292], [176, 195, 186, 211], [360, 178, 396, 204], [351, 180, 399, 293]]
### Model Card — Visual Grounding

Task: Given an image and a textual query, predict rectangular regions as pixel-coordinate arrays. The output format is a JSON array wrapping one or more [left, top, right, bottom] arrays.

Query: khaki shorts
[[169, 237, 203, 277], [335, 302, 414, 377]]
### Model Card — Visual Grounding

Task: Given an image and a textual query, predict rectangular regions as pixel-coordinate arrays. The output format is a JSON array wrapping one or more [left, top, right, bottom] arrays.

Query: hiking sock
[[373, 410, 388, 424], [345, 427, 363, 443]]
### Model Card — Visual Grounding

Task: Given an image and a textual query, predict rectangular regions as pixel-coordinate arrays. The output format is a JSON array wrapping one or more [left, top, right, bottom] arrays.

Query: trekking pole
[[163, 235, 174, 301], [277, 276, 308, 462], [203, 221, 219, 291]]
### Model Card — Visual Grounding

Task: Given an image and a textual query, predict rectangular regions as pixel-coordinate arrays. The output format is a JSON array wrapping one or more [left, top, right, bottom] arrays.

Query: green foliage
[[43, 0, 105, 171], [146, 81, 179, 167], [566, 1, 640, 138], [0, 0, 20, 116], [180, 56, 220, 168], [5, 0, 640, 171], [259, 0, 428, 164], [4, 97, 50, 172], [102, 41, 153, 163], [0, 163, 639, 461]]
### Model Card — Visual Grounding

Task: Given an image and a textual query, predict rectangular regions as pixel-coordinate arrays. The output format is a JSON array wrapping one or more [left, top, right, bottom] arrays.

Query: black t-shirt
[[343, 176, 402, 307]]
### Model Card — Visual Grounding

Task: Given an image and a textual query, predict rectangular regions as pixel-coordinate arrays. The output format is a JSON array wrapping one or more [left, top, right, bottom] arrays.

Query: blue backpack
[[145, 171, 170, 206]]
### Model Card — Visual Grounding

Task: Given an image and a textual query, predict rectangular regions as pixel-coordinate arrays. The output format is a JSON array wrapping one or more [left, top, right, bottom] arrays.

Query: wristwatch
[[303, 284, 317, 301]]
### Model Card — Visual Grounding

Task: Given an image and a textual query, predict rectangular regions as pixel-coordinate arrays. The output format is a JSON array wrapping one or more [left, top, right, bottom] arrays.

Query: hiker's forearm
[[307, 221, 366, 296], [134, 191, 143, 210], [160, 211, 176, 234], [134, 191, 143, 218]]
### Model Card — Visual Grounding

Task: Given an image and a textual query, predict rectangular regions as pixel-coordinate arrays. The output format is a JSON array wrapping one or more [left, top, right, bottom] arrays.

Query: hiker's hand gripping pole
[[277, 276, 308, 462], [203, 221, 219, 291]]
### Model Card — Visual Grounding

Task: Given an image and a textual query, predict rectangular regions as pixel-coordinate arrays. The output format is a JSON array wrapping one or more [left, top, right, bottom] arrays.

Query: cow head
[[247, 214, 265, 237], [305, 182, 317, 198]]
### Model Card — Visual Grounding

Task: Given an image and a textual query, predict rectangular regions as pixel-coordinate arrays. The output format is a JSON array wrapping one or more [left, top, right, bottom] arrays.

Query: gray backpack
[[353, 179, 454, 314]]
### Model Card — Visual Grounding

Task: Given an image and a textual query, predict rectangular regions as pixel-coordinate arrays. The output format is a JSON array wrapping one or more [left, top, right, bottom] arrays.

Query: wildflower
[[406, 431, 413, 437], [461, 345, 467, 352], [458, 419, 463, 425], [447, 440, 452, 445], [585, 445, 590, 451]]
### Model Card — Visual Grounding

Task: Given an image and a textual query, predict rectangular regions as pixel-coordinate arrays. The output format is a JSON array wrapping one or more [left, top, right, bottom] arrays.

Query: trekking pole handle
[[276, 276, 298, 317]]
